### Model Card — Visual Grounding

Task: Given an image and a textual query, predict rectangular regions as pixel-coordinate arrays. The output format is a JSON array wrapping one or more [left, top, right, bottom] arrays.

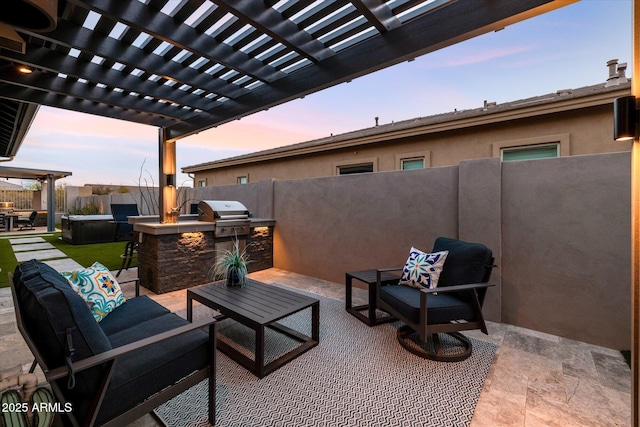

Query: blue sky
[[6, 0, 633, 188]]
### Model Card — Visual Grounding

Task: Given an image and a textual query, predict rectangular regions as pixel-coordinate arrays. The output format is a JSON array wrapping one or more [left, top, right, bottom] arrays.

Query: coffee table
[[187, 279, 319, 378]]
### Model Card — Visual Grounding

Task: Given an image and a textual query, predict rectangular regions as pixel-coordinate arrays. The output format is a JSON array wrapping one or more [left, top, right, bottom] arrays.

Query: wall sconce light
[[614, 95, 639, 141], [166, 174, 176, 187]]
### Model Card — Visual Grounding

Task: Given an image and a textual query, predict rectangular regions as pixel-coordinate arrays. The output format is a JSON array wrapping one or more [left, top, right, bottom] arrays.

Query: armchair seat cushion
[[98, 295, 169, 336], [94, 313, 209, 425], [379, 285, 475, 325]]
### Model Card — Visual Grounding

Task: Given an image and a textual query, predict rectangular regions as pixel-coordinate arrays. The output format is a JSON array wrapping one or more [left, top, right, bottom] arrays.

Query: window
[[502, 144, 559, 162], [197, 179, 206, 187], [237, 176, 248, 184], [401, 158, 425, 170], [338, 163, 374, 175]]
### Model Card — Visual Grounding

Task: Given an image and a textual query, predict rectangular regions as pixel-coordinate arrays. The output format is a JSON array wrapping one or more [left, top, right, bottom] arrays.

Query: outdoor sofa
[[10, 259, 216, 427]]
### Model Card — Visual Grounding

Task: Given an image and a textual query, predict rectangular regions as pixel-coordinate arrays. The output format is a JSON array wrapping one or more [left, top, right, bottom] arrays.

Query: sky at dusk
[[5, 0, 634, 188]]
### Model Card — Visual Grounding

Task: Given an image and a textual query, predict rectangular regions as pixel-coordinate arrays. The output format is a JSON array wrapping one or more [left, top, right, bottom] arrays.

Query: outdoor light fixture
[[614, 95, 639, 141], [166, 174, 176, 187], [17, 65, 32, 74]]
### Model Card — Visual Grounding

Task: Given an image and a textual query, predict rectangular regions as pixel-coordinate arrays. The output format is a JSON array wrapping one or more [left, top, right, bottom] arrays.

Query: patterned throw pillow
[[399, 247, 449, 289], [61, 262, 126, 322]]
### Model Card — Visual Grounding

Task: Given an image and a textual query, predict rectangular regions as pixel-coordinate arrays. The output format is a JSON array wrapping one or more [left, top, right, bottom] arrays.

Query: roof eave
[[182, 83, 631, 173]]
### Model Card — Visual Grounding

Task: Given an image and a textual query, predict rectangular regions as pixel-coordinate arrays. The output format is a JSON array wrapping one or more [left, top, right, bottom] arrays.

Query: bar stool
[[116, 240, 137, 277]]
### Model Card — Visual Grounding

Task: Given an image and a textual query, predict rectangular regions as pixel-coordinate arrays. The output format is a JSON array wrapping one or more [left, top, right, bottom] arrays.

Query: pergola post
[[158, 127, 177, 224], [46, 173, 54, 232], [631, 1, 639, 425]]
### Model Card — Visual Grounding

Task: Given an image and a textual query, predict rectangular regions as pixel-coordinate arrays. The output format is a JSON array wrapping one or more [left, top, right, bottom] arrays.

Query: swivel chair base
[[397, 325, 472, 362]]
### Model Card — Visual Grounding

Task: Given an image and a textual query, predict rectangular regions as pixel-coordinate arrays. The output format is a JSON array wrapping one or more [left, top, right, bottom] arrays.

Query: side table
[[345, 269, 399, 326]]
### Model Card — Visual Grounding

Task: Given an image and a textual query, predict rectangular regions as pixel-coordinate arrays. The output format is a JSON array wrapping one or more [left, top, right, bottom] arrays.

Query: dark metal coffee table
[[187, 279, 319, 378]]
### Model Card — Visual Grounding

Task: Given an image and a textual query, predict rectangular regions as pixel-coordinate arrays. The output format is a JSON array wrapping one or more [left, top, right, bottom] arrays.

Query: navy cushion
[[13, 260, 112, 402], [379, 285, 475, 325], [14, 260, 211, 427], [98, 295, 169, 336], [432, 237, 493, 288], [96, 313, 210, 425]]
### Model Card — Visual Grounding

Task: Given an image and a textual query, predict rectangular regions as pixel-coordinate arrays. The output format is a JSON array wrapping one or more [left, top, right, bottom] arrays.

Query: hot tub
[[61, 215, 117, 245]]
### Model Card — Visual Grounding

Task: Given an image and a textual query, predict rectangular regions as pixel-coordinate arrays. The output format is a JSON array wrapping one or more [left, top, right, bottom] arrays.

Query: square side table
[[345, 269, 399, 326]]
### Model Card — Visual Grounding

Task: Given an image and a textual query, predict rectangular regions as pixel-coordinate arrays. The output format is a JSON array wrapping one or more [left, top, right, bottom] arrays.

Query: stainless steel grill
[[197, 200, 251, 238]]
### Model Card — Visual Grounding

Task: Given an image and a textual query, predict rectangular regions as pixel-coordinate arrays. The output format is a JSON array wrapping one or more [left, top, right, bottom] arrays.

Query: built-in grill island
[[198, 200, 250, 236], [197, 200, 251, 259], [133, 200, 274, 294]]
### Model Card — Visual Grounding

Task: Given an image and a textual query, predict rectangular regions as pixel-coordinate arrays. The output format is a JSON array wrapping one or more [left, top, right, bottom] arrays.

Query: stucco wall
[[272, 166, 459, 284], [458, 158, 503, 322], [78, 152, 632, 349], [501, 152, 631, 348], [261, 152, 630, 349]]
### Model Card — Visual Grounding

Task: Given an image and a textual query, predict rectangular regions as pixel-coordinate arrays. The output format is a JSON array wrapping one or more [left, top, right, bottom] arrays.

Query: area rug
[[156, 284, 497, 427]]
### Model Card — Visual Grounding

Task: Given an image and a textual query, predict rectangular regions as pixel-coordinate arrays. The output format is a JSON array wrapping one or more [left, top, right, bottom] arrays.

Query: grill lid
[[198, 200, 250, 222]]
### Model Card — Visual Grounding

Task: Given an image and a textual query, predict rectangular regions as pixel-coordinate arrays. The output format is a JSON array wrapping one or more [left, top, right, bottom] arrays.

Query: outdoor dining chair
[[16, 210, 37, 230], [110, 204, 138, 241]]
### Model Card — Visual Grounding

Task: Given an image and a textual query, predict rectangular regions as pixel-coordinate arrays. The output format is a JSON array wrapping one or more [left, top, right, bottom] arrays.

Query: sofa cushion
[[379, 284, 475, 325], [98, 295, 170, 336], [12, 260, 112, 401], [95, 313, 210, 425], [61, 262, 126, 322]]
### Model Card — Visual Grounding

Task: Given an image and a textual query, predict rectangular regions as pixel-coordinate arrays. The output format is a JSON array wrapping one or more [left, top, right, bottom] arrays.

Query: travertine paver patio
[[0, 266, 632, 426]]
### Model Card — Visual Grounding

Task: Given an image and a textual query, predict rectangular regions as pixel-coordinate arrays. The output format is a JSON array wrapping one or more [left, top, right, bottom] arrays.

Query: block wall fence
[[81, 152, 631, 349]]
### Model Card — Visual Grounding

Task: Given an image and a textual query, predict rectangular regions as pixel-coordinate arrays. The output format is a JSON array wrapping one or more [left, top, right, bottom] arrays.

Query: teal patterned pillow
[[61, 262, 126, 322], [399, 247, 449, 289]]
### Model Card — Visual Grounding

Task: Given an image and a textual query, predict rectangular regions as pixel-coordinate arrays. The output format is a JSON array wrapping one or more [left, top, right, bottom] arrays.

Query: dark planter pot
[[226, 269, 245, 287]]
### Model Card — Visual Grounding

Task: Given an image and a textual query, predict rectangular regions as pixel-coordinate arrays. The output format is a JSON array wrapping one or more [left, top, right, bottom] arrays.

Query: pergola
[[0, 0, 637, 423], [0, 165, 72, 232], [0, 0, 582, 220]]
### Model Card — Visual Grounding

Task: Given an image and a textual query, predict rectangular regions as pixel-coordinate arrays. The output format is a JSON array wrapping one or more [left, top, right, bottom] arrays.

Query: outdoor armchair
[[376, 237, 495, 361], [16, 210, 37, 230]]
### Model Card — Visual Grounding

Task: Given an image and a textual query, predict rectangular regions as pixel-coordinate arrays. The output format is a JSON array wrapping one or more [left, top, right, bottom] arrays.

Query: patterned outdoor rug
[[156, 285, 497, 427]]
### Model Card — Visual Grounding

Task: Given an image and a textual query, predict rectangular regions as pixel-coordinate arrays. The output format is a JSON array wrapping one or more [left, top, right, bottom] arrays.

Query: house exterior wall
[[189, 100, 630, 187]]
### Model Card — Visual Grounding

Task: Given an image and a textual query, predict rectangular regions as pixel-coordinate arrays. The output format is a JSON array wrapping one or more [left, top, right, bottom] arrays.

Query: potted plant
[[211, 238, 250, 287]]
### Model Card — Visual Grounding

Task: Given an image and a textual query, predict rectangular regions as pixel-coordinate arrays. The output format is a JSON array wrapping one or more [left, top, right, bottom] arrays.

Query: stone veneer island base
[[134, 219, 274, 294]]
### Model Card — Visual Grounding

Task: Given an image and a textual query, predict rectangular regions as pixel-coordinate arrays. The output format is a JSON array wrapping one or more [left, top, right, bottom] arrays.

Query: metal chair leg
[[116, 241, 137, 277]]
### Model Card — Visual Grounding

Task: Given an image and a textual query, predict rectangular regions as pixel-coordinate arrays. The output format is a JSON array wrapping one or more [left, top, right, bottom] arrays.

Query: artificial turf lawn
[[0, 232, 135, 288]]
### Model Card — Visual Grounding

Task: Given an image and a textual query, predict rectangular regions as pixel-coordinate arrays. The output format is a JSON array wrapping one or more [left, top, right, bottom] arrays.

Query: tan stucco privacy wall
[[82, 152, 632, 349], [182, 152, 631, 350], [262, 153, 630, 349]]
